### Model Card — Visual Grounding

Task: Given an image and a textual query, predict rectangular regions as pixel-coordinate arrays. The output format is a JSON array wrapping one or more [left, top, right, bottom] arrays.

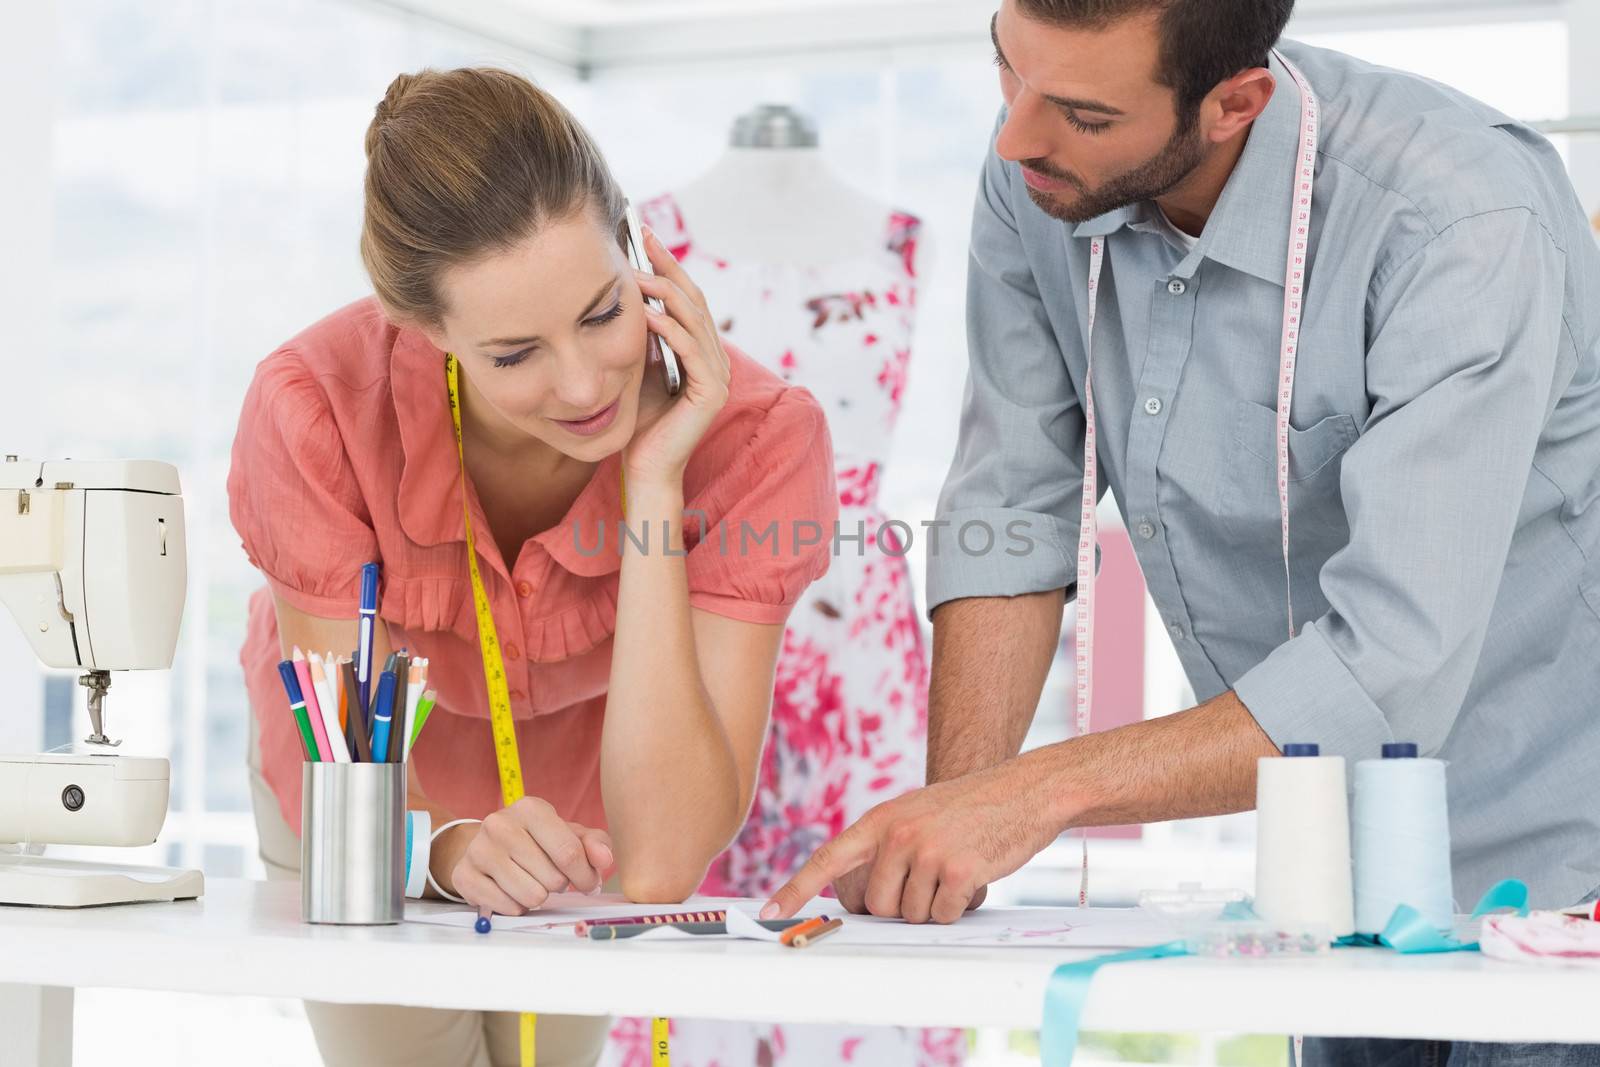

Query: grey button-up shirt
[[931, 41, 1600, 907]]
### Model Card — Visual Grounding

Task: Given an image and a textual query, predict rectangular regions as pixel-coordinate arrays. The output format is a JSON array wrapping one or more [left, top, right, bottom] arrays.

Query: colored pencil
[[588, 919, 805, 941], [389, 651, 409, 763], [575, 910, 729, 936], [790, 917, 843, 948], [308, 652, 349, 762], [409, 690, 437, 751], [778, 915, 829, 947], [334, 653, 348, 733], [402, 658, 427, 761], [330, 649, 346, 732], [343, 658, 372, 763], [292, 648, 332, 762]]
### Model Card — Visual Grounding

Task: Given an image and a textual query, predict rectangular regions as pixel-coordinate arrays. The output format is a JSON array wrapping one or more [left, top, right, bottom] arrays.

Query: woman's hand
[[623, 225, 732, 488], [440, 797, 614, 916]]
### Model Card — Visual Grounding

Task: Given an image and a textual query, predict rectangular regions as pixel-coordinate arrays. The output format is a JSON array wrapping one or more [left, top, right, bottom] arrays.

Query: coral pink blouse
[[230, 298, 836, 832]]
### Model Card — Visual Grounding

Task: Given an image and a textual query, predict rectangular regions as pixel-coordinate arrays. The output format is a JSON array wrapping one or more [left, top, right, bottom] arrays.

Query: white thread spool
[[1353, 742, 1454, 935], [1255, 744, 1354, 938]]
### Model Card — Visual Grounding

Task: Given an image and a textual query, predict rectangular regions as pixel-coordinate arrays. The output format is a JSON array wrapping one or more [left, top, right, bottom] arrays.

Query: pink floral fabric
[[600, 196, 961, 1067]]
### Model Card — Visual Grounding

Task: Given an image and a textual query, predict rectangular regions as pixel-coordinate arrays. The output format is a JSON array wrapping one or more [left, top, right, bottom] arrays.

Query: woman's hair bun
[[365, 71, 422, 159]]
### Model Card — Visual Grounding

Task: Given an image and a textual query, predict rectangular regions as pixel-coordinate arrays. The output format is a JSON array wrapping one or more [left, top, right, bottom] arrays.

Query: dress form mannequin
[[607, 107, 963, 1067], [667, 104, 934, 273]]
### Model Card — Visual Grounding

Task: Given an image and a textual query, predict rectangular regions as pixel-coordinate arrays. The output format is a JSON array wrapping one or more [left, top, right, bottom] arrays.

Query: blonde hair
[[360, 67, 626, 326]]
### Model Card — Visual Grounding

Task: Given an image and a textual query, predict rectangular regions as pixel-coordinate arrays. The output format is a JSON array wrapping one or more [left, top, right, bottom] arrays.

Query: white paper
[[409, 897, 1180, 950], [407, 894, 778, 935], [826, 907, 1181, 949], [724, 906, 787, 942]]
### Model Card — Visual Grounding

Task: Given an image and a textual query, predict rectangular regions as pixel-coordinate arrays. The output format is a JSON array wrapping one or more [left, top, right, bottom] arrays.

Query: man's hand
[[830, 865, 988, 915], [764, 759, 1058, 923]]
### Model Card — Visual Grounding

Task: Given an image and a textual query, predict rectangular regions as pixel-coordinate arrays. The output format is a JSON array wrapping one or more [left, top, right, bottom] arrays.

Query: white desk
[[3, 878, 1599, 1066]]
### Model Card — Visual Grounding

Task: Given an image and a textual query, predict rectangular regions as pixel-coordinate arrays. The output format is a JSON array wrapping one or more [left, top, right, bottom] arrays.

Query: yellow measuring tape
[[446, 354, 667, 1067]]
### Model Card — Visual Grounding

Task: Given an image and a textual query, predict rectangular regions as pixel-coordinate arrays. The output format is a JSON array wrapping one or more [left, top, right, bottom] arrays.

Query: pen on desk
[[277, 660, 319, 762], [790, 917, 843, 948], [292, 648, 333, 762], [588, 919, 807, 941], [778, 915, 829, 947], [343, 658, 372, 763], [357, 562, 379, 719], [370, 669, 398, 762], [409, 690, 437, 752]]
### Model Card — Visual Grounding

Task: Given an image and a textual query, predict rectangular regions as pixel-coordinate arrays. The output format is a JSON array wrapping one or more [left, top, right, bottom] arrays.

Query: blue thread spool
[[1352, 742, 1454, 935]]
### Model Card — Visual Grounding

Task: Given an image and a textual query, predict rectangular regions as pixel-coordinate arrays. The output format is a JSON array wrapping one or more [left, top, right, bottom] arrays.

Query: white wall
[[1568, 0, 1600, 218], [0, 1, 55, 755]]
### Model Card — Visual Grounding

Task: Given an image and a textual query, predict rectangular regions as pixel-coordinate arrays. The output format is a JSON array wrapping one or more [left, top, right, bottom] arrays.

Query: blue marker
[[276, 659, 305, 705], [357, 562, 380, 724], [370, 669, 397, 762]]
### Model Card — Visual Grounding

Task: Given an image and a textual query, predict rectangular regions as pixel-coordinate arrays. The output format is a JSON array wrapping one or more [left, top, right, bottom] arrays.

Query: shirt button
[[1137, 521, 1156, 540], [1144, 397, 1163, 416], [516, 580, 532, 599], [1167, 278, 1186, 295], [1169, 623, 1185, 641], [505, 642, 522, 661]]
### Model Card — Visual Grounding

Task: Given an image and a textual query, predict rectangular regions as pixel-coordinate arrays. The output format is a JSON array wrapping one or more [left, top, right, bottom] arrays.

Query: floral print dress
[[600, 196, 963, 1067]]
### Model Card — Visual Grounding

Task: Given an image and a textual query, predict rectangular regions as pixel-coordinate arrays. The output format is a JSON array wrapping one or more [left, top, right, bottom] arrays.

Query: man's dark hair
[[1015, 0, 1296, 124]]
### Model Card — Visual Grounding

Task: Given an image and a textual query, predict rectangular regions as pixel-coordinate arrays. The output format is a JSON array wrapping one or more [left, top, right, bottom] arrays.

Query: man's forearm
[[1029, 689, 1280, 829], [926, 590, 1066, 784]]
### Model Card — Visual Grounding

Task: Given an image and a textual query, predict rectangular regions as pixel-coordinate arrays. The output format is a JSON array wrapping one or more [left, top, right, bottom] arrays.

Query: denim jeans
[[1301, 1038, 1600, 1067]]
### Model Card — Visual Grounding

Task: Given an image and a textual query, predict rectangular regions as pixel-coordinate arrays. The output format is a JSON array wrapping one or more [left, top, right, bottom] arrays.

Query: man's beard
[[1022, 115, 1208, 225]]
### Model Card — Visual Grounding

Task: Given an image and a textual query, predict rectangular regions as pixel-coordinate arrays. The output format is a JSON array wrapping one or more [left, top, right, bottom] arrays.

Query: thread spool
[[1255, 744, 1354, 939], [1353, 742, 1453, 935]]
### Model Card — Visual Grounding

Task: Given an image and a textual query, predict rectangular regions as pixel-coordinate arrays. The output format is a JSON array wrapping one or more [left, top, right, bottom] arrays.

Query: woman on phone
[[229, 67, 836, 1066]]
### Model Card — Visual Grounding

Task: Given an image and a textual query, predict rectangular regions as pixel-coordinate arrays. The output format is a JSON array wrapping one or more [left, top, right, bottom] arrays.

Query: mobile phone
[[624, 201, 682, 396]]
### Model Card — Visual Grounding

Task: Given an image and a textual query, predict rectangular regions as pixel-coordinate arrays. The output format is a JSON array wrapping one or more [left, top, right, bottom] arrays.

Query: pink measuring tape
[[1074, 52, 1320, 906]]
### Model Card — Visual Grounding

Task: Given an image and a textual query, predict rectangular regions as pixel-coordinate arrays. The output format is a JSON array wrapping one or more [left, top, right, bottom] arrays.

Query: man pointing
[[766, 2, 1600, 1063]]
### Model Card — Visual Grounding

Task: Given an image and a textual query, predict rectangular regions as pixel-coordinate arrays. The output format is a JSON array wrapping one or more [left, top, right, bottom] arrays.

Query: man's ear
[[1203, 66, 1277, 145]]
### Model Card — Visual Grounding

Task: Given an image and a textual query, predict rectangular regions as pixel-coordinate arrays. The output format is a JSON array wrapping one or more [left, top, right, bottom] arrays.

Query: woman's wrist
[[621, 463, 686, 502]]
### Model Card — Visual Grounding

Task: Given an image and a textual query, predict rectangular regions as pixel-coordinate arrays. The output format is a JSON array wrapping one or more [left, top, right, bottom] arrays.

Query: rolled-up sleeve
[[926, 113, 1087, 616], [1236, 207, 1571, 760]]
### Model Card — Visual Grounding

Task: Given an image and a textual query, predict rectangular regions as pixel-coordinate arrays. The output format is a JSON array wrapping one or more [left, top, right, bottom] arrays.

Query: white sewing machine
[[0, 456, 203, 907]]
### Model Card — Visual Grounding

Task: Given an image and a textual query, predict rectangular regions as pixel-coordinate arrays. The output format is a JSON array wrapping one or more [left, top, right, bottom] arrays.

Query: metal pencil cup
[[301, 761, 405, 925]]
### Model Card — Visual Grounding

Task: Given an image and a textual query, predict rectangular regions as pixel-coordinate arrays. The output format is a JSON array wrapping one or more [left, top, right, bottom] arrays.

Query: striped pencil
[[575, 910, 729, 936]]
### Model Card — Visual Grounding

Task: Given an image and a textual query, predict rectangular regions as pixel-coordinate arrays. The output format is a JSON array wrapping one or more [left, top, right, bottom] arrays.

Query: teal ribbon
[[1039, 880, 1529, 1065], [1041, 941, 1190, 1066], [1341, 879, 1530, 954]]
